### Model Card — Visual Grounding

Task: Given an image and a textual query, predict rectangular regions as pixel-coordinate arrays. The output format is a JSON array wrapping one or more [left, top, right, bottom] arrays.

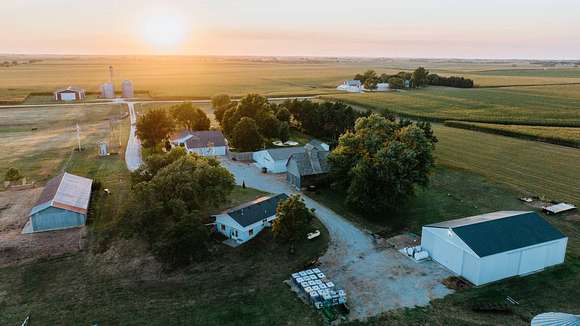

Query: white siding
[[215, 213, 277, 245], [187, 146, 226, 157], [60, 92, 77, 101], [253, 151, 287, 173]]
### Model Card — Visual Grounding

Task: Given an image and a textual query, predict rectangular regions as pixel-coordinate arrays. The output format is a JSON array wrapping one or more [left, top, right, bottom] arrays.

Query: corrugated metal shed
[[30, 172, 93, 216]]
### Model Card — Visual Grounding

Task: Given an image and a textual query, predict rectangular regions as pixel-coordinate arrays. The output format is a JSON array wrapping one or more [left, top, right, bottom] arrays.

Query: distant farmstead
[[421, 211, 567, 286], [25, 172, 92, 233], [171, 130, 228, 156], [54, 86, 85, 101], [336, 80, 363, 93]]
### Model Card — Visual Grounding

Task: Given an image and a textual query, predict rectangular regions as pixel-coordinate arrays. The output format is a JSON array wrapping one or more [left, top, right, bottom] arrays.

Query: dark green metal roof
[[427, 211, 566, 257], [227, 194, 289, 227]]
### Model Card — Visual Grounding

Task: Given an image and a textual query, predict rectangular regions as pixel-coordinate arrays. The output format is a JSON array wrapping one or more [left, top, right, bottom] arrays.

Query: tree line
[[352, 67, 474, 89]]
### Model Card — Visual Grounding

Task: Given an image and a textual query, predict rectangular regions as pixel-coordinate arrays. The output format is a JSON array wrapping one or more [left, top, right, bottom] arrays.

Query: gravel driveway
[[124, 102, 142, 172], [219, 159, 453, 320]]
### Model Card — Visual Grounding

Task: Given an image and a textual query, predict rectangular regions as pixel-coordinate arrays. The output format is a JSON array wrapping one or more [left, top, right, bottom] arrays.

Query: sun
[[142, 14, 186, 50]]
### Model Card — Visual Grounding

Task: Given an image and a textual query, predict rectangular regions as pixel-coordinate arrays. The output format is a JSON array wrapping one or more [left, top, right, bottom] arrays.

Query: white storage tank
[[122, 80, 134, 98]]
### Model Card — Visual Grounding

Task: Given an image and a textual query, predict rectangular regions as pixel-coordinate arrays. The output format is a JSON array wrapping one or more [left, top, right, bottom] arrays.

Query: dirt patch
[[385, 233, 421, 250], [0, 188, 86, 267]]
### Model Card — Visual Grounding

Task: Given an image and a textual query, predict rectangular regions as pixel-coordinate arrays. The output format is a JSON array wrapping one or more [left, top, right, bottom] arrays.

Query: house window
[[221, 224, 225, 231], [249, 229, 254, 236]]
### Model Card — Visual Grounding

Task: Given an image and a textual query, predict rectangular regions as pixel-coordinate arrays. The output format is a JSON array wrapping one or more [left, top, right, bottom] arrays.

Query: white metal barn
[[421, 211, 567, 286], [253, 147, 305, 173]]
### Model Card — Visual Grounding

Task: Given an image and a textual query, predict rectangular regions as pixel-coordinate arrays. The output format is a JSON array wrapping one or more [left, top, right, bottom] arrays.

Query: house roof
[[225, 194, 289, 228], [426, 211, 566, 257], [288, 148, 330, 177], [30, 172, 93, 216], [184, 130, 227, 149], [55, 86, 85, 94], [265, 147, 305, 161]]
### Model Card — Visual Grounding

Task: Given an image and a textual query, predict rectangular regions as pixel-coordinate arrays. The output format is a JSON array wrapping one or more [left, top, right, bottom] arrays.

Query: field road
[[218, 159, 452, 321], [124, 102, 142, 172]]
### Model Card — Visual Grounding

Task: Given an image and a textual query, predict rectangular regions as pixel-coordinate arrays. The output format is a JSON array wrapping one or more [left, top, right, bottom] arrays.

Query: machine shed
[[27, 172, 93, 233], [421, 211, 567, 286]]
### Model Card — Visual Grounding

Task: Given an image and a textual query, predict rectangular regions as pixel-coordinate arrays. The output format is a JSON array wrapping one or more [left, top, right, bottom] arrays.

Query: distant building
[[54, 86, 85, 101], [376, 83, 390, 91], [170, 130, 228, 156], [214, 193, 289, 245], [421, 211, 567, 286], [336, 80, 363, 93], [121, 80, 134, 98], [25, 172, 92, 233], [286, 141, 330, 189], [101, 82, 115, 99]]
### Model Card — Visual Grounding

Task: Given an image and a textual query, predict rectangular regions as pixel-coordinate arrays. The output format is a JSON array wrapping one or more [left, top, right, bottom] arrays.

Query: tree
[[231, 117, 263, 151], [412, 67, 429, 88], [136, 109, 175, 150], [212, 94, 233, 123], [387, 77, 404, 89], [276, 107, 291, 123], [131, 147, 187, 185], [172, 103, 210, 131], [4, 167, 22, 181], [121, 154, 235, 267], [328, 114, 435, 215], [237, 93, 269, 118], [256, 112, 280, 139], [363, 78, 378, 90], [278, 121, 290, 142], [272, 195, 315, 242]]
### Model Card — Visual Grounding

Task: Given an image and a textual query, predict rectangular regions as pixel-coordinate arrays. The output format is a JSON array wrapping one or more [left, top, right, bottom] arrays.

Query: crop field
[[0, 103, 126, 183], [3, 56, 580, 102], [445, 121, 580, 148], [475, 68, 580, 78], [324, 85, 580, 126], [433, 125, 580, 204]]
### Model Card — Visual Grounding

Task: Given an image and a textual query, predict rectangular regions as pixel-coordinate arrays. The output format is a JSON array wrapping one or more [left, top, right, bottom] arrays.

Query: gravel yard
[[219, 158, 453, 320]]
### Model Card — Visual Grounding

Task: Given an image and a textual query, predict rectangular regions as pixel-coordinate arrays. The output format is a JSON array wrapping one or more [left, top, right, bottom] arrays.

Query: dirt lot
[[0, 188, 85, 267]]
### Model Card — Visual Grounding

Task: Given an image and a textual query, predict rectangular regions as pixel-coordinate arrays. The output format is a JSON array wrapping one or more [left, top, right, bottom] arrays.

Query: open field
[[445, 121, 580, 148], [474, 68, 580, 78], [0, 104, 126, 184], [2, 56, 580, 102], [324, 85, 580, 126], [432, 125, 580, 204]]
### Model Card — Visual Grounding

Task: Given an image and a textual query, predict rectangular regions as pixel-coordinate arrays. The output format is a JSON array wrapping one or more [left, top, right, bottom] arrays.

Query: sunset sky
[[1, 0, 579, 59]]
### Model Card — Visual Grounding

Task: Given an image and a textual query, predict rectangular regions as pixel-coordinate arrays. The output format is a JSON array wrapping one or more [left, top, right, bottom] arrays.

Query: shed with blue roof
[[421, 211, 567, 285]]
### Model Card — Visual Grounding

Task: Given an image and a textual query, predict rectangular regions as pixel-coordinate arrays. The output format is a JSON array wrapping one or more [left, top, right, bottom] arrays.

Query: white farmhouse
[[336, 80, 363, 93], [253, 147, 305, 173], [171, 130, 228, 156], [421, 211, 567, 286], [214, 194, 289, 245]]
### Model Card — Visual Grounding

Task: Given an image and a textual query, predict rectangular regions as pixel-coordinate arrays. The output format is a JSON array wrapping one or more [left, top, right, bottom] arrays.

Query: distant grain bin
[[122, 80, 134, 98], [101, 82, 115, 99]]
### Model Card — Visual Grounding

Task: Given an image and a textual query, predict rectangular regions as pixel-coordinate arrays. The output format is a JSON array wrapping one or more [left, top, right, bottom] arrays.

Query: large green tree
[[131, 147, 187, 185], [172, 103, 210, 131], [328, 114, 435, 214], [122, 154, 235, 267], [231, 117, 264, 152], [136, 109, 175, 150], [272, 195, 315, 242], [212, 94, 234, 123]]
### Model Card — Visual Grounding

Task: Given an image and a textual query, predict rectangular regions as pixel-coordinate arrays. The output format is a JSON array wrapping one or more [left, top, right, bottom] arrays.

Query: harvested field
[[0, 188, 85, 267]]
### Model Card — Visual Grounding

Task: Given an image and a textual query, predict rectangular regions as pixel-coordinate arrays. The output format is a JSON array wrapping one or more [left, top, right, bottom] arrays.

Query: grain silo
[[122, 80, 134, 98], [101, 82, 115, 99]]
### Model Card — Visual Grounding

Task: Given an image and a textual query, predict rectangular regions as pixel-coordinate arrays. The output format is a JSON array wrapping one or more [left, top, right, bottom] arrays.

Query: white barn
[[253, 147, 305, 173], [337, 80, 363, 93], [214, 194, 289, 245], [171, 130, 228, 156], [54, 86, 85, 101], [421, 211, 567, 286]]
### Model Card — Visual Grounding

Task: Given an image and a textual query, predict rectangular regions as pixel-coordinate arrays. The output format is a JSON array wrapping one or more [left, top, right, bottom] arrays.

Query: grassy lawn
[[0, 104, 126, 184], [310, 165, 580, 326], [0, 213, 329, 326], [323, 85, 580, 126], [444, 121, 580, 148]]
